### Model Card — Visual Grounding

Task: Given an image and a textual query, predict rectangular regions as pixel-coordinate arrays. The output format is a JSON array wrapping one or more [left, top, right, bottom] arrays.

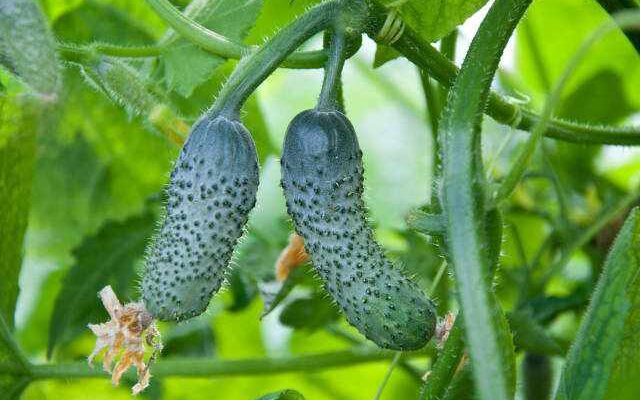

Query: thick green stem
[[19, 347, 430, 381], [145, 0, 332, 69], [212, 1, 345, 117], [437, 0, 532, 399], [317, 29, 347, 111]]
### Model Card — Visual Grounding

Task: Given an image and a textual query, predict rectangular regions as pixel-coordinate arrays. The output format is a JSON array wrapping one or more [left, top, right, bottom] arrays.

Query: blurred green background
[[2, 0, 640, 399]]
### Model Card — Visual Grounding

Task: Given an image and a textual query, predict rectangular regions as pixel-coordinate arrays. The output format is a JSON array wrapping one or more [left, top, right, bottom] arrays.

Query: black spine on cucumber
[[142, 114, 259, 322], [280, 109, 436, 350]]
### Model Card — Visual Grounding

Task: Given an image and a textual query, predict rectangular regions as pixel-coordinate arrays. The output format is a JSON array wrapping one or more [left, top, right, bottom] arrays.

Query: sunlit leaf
[[0, 98, 37, 329]]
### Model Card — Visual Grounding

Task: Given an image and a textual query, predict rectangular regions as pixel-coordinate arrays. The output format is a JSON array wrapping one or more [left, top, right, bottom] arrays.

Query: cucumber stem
[[212, 1, 345, 118], [317, 29, 347, 112]]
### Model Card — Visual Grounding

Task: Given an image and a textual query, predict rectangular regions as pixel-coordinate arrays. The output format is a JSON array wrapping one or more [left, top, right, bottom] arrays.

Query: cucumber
[[142, 114, 259, 321], [281, 109, 436, 350]]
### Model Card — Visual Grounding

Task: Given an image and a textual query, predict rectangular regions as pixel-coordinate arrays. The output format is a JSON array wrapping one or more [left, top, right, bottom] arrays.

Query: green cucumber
[[142, 113, 259, 321], [281, 109, 436, 350]]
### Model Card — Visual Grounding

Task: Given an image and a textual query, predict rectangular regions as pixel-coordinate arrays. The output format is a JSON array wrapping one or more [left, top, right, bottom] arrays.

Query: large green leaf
[[47, 211, 156, 357], [555, 208, 640, 400], [53, 0, 154, 44], [0, 0, 62, 96], [160, 0, 263, 96], [28, 70, 172, 264], [378, 0, 489, 43], [0, 98, 37, 329]]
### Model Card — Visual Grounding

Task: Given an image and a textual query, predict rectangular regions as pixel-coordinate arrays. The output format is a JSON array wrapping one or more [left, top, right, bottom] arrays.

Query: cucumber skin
[[142, 114, 259, 322], [281, 109, 436, 350]]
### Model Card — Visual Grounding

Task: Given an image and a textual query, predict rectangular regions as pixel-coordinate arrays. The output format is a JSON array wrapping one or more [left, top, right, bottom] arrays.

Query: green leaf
[[29, 70, 171, 264], [279, 293, 340, 331], [243, 95, 277, 164], [226, 268, 258, 313], [47, 211, 156, 358], [0, 98, 37, 329], [52, 0, 155, 44], [0, 314, 31, 400], [257, 389, 305, 400], [556, 208, 640, 400], [379, 0, 489, 43], [0, 0, 62, 96], [161, 0, 263, 96]]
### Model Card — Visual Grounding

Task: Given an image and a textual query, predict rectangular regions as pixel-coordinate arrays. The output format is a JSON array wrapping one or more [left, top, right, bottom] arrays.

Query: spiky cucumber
[[142, 113, 259, 321], [281, 109, 436, 350]]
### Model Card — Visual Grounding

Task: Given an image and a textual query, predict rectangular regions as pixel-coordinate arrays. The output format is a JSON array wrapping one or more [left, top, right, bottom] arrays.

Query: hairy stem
[[437, 0, 532, 399], [19, 347, 431, 381], [317, 29, 347, 111], [363, 2, 640, 145], [145, 0, 331, 68], [212, 1, 347, 117]]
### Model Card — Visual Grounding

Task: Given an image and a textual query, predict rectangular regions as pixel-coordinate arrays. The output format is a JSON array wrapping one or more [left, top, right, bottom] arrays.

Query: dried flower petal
[[275, 233, 309, 281], [88, 286, 162, 395], [435, 312, 456, 348]]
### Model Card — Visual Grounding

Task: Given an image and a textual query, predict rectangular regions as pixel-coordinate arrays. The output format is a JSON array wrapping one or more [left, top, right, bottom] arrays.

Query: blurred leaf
[[549, 69, 635, 194], [94, 0, 167, 38], [556, 208, 640, 400], [245, 0, 321, 44], [53, 0, 154, 45], [516, 0, 640, 108], [378, 0, 489, 43], [0, 99, 37, 329], [161, 0, 263, 97], [508, 309, 562, 356], [257, 389, 305, 400], [259, 265, 313, 318], [559, 69, 634, 124], [47, 211, 156, 358], [0, 0, 62, 96], [40, 0, 82, 22], [244, 95, 277, 164], [0, 314, 31, 399], [227, 268, 258, 313], [279, 293, 339, 331], [28, 70, 171, 264], [163, 318, 215, 357]]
